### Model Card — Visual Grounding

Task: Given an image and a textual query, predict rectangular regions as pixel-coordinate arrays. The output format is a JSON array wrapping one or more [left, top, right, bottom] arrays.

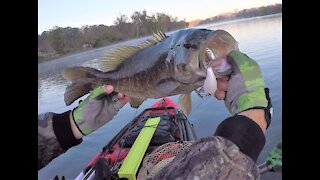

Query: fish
[[62, 28, 238, 115]]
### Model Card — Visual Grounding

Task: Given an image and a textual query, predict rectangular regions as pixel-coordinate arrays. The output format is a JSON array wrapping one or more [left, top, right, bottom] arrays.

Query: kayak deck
[[77, 98, 197, 179]]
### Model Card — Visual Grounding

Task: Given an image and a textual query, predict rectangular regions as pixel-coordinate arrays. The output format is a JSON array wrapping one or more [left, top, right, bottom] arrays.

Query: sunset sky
[[38, 0, 282, 34]]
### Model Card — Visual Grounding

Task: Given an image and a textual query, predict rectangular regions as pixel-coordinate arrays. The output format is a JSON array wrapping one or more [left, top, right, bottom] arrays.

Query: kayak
[[73, 97, 282, 179], [75, 97, 197, 180]]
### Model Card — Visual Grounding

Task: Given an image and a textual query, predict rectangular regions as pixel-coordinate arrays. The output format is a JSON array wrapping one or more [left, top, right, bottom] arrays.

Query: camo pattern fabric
[[150, 136, 260, 180], [225, 50, 268, 114], [38, 112, 64, 170]]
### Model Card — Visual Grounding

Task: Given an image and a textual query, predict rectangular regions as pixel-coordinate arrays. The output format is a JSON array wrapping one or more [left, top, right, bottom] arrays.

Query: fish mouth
[[199, 30, 239, 69], [175, 29, 238, 84], [192, 47, 215, 79]]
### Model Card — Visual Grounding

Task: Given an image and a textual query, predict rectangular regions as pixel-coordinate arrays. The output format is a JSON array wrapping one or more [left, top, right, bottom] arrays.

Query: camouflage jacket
[[38, 111, 264, 179], [38, 110, 84, 170], [150, 136, 261, 180], [38, 112, 65, 170]]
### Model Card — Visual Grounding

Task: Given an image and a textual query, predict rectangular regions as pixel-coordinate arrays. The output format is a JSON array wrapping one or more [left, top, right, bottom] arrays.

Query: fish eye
[[183, 43, 191, 49], [183, 43, 197, 50]]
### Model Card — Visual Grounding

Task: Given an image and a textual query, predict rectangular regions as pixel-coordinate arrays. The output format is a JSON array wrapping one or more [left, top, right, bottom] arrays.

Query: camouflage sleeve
[[38, 111, 83, 170], [38, 112, 65, 170], [143, 115, 266, 179], [151, 136, 261, 180]]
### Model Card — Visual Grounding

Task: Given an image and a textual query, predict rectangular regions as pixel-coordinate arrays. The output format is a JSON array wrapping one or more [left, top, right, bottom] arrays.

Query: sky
[[38, 0, 282, 34]]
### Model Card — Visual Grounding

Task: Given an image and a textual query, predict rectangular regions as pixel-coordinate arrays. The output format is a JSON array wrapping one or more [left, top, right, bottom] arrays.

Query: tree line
[[198, 3, 282, 26], [38, 4, 282, 62], [38, 10, 187, 62]]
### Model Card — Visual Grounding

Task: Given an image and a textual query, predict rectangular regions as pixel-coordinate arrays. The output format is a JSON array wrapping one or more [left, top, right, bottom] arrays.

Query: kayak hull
[[76, 98, 197, 179]]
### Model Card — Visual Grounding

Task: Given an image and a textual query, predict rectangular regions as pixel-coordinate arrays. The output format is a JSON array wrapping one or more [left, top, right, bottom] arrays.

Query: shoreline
[[38, 13, 282, 76], [195, 13, 282, 28]]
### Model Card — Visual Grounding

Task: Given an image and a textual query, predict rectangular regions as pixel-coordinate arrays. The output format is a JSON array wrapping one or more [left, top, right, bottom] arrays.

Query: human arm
[[212, 50, 273, 161], [150, 50, 272, 179], [38, 85, 129, 170]]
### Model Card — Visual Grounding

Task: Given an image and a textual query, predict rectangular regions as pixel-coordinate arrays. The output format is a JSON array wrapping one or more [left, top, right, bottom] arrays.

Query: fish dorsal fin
[[99, 30, 167, 72], [152, 30, 167, 42], [99, 46, 141, 72]]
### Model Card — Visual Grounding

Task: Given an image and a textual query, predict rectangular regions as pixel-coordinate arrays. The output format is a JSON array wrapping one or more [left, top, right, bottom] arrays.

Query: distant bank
[[38, 3, 281, 64], [188, 3, 281, 27]]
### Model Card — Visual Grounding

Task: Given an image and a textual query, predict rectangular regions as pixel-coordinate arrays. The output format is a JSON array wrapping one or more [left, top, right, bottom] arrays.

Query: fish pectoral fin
[[157, 80, 180, 95], [129, 98, 145, 108], [179, 93, 192, 115]]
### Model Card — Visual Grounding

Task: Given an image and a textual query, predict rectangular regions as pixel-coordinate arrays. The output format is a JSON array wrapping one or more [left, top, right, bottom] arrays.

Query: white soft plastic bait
[[204, 67, 217, 96]]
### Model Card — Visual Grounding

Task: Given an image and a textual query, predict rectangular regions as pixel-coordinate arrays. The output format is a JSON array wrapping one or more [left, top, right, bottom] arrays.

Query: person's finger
[[217, 78, 228, 91], [117, 92, 124, 99], [105, 85, 114, 94], [120, 96, 130, 104], [215, 90, 226, 100], [117, 92, 129, 104]]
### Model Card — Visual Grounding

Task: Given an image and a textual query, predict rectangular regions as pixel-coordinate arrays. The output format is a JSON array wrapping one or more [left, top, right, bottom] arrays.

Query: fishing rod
[[258, 141, 282, 175]]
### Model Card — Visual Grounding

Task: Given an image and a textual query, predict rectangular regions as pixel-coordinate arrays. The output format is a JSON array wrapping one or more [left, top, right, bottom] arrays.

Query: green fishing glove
[[225, 50, 272, 126], [266, 141, 282, 172], [72, 86, 127, 135]]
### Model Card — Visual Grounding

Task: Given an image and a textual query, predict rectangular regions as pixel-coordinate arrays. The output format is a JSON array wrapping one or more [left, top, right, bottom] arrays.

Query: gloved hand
[[212, 50, 272, 126], [72, 85, 129, 135], [224, 50, 268, 114]]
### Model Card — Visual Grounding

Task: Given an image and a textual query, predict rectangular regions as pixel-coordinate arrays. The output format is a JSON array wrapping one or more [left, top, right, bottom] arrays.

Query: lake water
[[38, 14, 282, 179]]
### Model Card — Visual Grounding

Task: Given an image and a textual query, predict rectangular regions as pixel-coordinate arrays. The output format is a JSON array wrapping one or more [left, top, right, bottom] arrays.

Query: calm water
[[38, 14, 282, 179]]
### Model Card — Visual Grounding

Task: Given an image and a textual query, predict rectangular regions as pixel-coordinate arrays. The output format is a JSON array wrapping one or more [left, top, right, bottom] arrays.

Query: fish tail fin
[[179, 93, 192, 115], [62, 67, 100, 105]]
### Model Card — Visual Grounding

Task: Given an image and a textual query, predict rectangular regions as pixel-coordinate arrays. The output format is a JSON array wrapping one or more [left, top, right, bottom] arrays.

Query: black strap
[[52, 111, 83, 150], [264, 88, 273, 129], [214, 115, 266, 162]]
